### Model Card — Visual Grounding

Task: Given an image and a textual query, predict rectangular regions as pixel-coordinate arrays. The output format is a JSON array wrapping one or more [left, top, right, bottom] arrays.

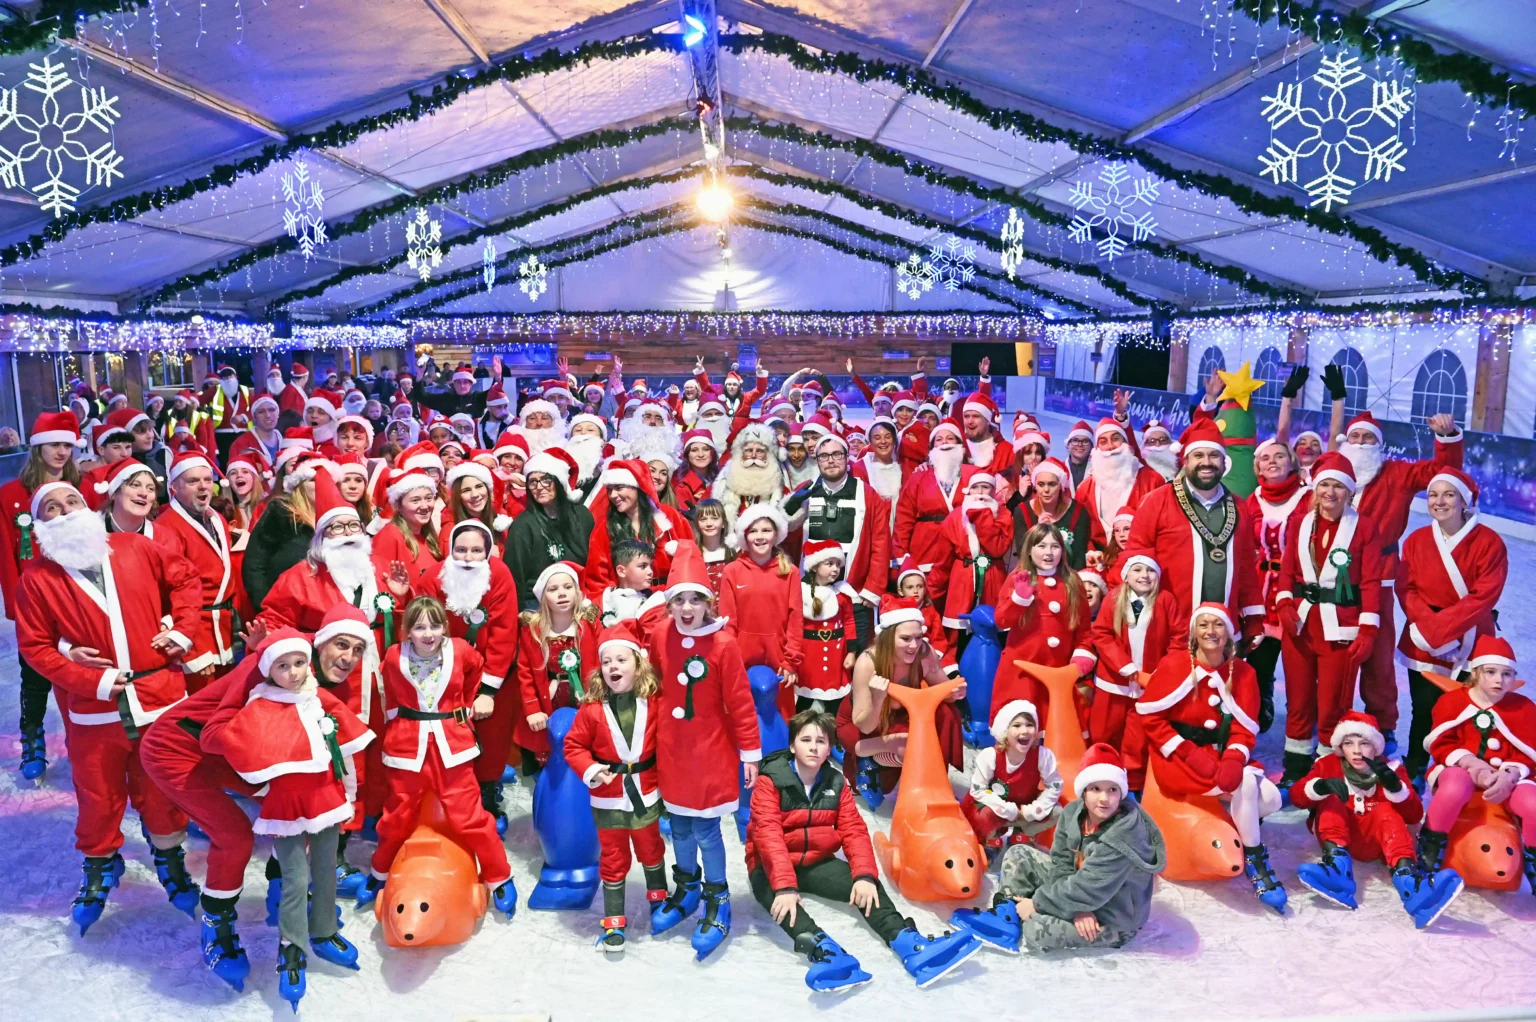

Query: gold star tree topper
[[1217, 361, 1266, 411]]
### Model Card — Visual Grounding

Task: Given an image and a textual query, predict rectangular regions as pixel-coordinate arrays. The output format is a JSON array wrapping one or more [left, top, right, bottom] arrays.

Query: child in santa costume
[[952, 743, 1165, 954], [1292, 710, 1464, 928], [514, 560, 601, 768], [357, 596, 517, 916], [598, 538, 668, 634], [374, 458, 445, 589], [938, 469, 1013, 642], [646, 543, 761, 960], [204, 629, 373, 1008], [1244, 436, 1311, 736], [1137, 603, 1288, 912], [718, 503, 803, 722], [1274, 451, 1385, 788], [1089, 549, 1179, 792], [563, 622, 669, 954], [992, 522, 1096, 727], [797, 538, 858, 715], [961, 700, 1063, 850], [894, 555, 959, 679], [1079, 567, 1108, 621], [687, 497, 733, 593], [1418, 636, 1536, 892]]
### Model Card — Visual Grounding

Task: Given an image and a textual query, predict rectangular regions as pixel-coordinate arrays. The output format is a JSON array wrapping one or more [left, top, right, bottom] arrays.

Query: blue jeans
[[669, 814, 727, 885]]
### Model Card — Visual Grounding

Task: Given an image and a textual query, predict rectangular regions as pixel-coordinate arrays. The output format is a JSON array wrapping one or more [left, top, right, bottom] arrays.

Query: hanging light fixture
[[697, 180, 733, 222]]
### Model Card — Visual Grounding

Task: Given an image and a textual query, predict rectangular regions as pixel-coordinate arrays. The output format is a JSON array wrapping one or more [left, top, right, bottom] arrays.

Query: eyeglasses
[[325, 520, 363, 536], [816, 450, 847, 462], [527, 475, 557, 490]]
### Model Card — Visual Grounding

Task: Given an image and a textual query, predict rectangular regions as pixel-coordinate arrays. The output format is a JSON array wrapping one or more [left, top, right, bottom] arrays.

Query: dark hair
[[612, 539, 654, 568], [787, 709, 840, 749], [276, 409, 303, 432]]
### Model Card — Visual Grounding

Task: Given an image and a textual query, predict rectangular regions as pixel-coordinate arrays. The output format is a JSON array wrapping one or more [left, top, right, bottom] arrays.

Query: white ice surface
[[4, 413, 1536, 1021]]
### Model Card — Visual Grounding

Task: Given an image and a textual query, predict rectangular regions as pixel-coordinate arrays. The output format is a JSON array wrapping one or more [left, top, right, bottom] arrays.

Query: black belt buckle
[[452, 706, 471, 725]]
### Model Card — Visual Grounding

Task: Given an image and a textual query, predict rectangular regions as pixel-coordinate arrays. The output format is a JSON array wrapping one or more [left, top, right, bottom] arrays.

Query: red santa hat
[[326, 452, 370, 481], [597, 620, 646, 660], [1309, 451, 1357, 493], [1342, 411, 1384, 444], [663, 541, 712, 601], [290, 363, 310, 380], [1253, 435, 1290, 462], [1013, 426, 1050, 450], [1079, 568, 1107, 594], [437, 439, 468, 460], [866, 417, 898, 439], [338, 414, 374, 446], [168, 450, 215, 485], [228, 450, 273, 485], [445, 460, 494, 492], [1468, 635, 1517, 671], [533, 560, 584, 602], [1428, 466, 1478, 507], [895, 554, 926, 588], [815, 432, 849, 455], [732, 502, 790, 549], [568, 412, 607, 437], [1176, 418, 1227, 464], [1190, 601, 1235, 635], [891, 390, 918, 413], [1112, 506, 1136, 529], [698, 396, 726, 418], [448, 518, 495, 551], [965, 469, 997, 493], [628, 378, 648, 395], [305, 388, 342, 420], [312, 470, 359, 533], [1074, 742, 1129, 797], [519, 398, 559, 424], [929, 419, 964, 446], [385, 464, 437, 505], [800, 413, 834, 439], [1119, 546, 1161, 579], [470, 448, 498, 468], [1329, 710, 1386, 758], [177, 388, 201, 408], [29, 480, 82, 519], [582, 380, 606, 400], [282, 451, 330, 492], [397, 440, 445, 476], [800, 379, 823, 400], [541, 378, 574, 402], [96, 457, 155, 498], [1030, 457, 1071, 487], [1141, 420, 1172, 443], [876, 595, 926, 633], [485, 382, 509, 408], [820, 391, 843, 412], [494, 431, 531, 459], [1094, 417, 1127, 443], [1290, 429, 1323, 451], [681, 428, 717, 454], [256, 627, 313, 678], [525, 448, 579, 495], [1066, 420, 1092, 442], [597, 459, 645, 492], [962, 391, 998, 424], [990, 699, 1038, 743], [275, 427, 315, 470], [106, 405, 150, 436], [314, 603, 373, 650], [29, 410, 81, 447], [251, 393, 279, 414], [801, 537, 846, 575]]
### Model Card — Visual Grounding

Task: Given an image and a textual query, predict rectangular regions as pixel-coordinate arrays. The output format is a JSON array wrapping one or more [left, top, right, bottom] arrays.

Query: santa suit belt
[[1295, 582, 1359, 607], [804, 627, 844, 641], [915, 513, 946, 524], [396, 706, 472, 725], [115, 669, 163, 741], [1258, 559, 1281, 573], [598, 755, 656, 815], [1171, 719, 1230, 750], [202, 597, 234, 611]]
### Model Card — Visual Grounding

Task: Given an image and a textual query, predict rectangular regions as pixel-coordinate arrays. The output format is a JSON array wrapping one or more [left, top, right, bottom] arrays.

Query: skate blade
[[1417, 878, 1465, 930], [915, 938, 983, 988], [1297, 877, 1357, 910]]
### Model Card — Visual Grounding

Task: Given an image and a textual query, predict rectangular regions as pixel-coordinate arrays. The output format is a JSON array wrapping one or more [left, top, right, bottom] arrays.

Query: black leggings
[[749, 857, 906, 947], [796, 695, 844, 719], [19, 656, 52, 733], [1405, 669, 1444, 780], [1245, 637, 1281, 716]]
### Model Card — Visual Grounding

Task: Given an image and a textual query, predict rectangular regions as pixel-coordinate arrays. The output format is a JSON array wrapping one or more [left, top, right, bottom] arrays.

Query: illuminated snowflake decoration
[[280, 159, 326, 259], [1259, 53, 1412, 212], [1068, 163, 1158, 261], [895, 251, 936, 301], [0, 57, 124, 217], [928, 234, 976, 291], [517, 253, 547, 301], [404, 208, 442, 281], [1000, 207, 1026, 279], [482, 239, 496, 291]]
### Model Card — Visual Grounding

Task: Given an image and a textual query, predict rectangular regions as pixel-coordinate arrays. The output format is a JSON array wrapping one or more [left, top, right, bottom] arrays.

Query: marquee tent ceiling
[[0, 0, 1528, 322]]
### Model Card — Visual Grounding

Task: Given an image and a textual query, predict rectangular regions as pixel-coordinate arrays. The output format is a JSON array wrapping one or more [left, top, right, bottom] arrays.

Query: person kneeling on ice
[[1291, 711, 1463, 927], [961, 700, 1063, 853], [202, 629, 373, 1010], [746, 710, 982, 991], [952, 743, 1164, 954]]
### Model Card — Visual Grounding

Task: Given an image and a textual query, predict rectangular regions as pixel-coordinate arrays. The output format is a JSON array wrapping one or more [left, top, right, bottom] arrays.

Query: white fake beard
[[700, 414, 731, 448], [863, 457, 902, 502], [620, 421, 680, 464], [800, 397, 821, 418], [721, 458, 784, 500], [1090, 445, 1139, 523], [36, 508, 108, 572], [221, 379, 238, 398], [1339, 442, 1383, 489], [321, 534, 375, 593], [962, 493, 997, 513], [440, 558, 492, 616], [567, 434, 606, 483], [930, 445, 964, 489], [344, 395, 366, 416], [312, 420, 337, 443], [521, 425, 567, 456], [267, 377, 284, 396], [1143, 446, 1178, 481], [967, 435, 996, 466]]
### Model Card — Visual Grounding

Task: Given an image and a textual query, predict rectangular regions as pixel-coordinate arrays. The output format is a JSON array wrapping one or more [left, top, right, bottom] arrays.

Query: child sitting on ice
[[689, 498, 733, 594], [599, 539, 667, 631], [1292, 711, 1463, 928], [798, 538, 858, 716], [564, 622, 669, 954], [746, 710, 981, 991], [953, 743, 1165, 954], [961, 700, 1063, 852], [204, 628, 373, 1009]]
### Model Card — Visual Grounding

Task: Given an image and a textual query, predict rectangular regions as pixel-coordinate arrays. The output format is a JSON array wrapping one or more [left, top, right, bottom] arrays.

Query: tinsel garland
[[0, 2, 141, 57], [1233, 0, 1535, 118]]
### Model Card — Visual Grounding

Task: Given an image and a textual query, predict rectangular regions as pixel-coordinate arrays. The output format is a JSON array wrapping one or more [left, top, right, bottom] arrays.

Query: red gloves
[[1277, 601, 1301, 637], [1214, 750, 1247, 793], [1071, 654, 1096, 678], [1179, 744, 1219, 781], [1012, 572, 1036, 604], [1346, 626, 1379, 670]]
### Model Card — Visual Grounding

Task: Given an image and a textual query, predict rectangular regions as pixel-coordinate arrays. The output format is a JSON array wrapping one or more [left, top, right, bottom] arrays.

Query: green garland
[[0, 2, 145, 58], [1234, 0, 1536, 117]]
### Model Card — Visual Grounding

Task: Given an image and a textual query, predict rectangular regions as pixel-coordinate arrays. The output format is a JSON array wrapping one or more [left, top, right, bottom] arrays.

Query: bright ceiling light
[[697, 182, 733, 222], [683, 15, 706, 47]]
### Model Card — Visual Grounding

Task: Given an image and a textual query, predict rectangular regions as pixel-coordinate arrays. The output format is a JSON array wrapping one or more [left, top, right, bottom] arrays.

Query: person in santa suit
[[1242, 436, 1311, 735], [1076, 418, 1165, 539], [836, 595, 966, 810], [849, 418, 904, 529], [97, 456, 160, 541], [585, 458, 692, 601], [444, 459, 512, 557], [1137, 420, 1179, 483], [938, 469, 1012, 640], [219, 450, 271, 624], [893, 555, 960, 680], [710, 421, 788, 532], [796, 538, 858, 717], [1127, 416, 1264, 645], [645, 543, 761, 959], [329, 453, 377, 532], [205, 365, 254, 466], [957, 389, 1014, 480], [992, 523, 1096, 728], [893, 420, 966, 603], [1009, 419, 1051, 483], [1137, 602, 1287, 910], [155, 451, 237, 690], [301, 387, 345, 457], [229, 391, 283, 469], [563, 621, 669, 954], [1089, 550, 1179, 792], [0, 410, 84, 779], [275, 363, 311, 419], [563, 413, 609, 502], [782, 424, 820, 490], [1005, 456, 1103, 573], [476, 382, 514, 449], [492, 431, 530, 515], [1274, 452, 1386, 787], [717, 503, 803, 721], [514, 561, 601, 768], [15, 481, 204, 933], [81, 413, 137, 509], [1337, 409, 1464, 753], [1063, 420, 1092, 490], [689, 498, 733, 593], [241, 448, 324, 613], [374, 462, 444, 590], [355, 596, 517, 918], [673, 428, 719, 514], [961, 700, 1063, 850], [1396, 468, 1506, 783], [1290, 710, 1464, 927], [1417, 636, 1536, 892], [202, 628, 373, 1003], [412, 519, 519, 832]]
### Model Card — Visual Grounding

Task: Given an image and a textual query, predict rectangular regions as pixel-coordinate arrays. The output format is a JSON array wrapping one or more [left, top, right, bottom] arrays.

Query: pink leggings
[[1428, 765, 1536, 844]]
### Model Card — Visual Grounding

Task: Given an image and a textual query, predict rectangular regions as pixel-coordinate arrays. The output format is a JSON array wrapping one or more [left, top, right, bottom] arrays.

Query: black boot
[[18, 722, 45, 780], [152, 844, 201, 917], [1278, 751, 1313, 789], [1417, 827, 1450, 872], [479, 780, 507, 836]]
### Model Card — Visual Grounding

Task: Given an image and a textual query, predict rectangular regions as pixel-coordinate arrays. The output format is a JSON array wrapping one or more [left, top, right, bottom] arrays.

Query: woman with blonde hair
[[241, 451, 321, 611]]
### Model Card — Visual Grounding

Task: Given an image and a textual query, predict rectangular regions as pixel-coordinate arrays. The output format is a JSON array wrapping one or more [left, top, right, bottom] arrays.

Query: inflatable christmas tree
[[1214, 361, 1265, 498]]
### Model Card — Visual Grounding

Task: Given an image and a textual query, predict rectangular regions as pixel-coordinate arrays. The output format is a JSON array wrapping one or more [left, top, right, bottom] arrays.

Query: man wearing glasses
[[782, 433, 892, 652]]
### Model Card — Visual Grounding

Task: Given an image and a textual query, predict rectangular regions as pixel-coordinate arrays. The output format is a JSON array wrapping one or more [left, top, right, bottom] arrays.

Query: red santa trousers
[[1311, 799, 1415, 864], [138, 721, 257, 898], [1281, 615, 1359, 755], [473, 682, 522, 785], [370, 757, 511, 886], [1358, 598, 1399, 732], [598, 822, 666, 884], [1087, 692, 1148, 790], [66, 718, 188, 857]]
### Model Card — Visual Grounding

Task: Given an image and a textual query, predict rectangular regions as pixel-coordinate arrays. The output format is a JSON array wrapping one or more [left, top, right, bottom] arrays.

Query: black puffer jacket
[[242, 500, 314, 612]]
